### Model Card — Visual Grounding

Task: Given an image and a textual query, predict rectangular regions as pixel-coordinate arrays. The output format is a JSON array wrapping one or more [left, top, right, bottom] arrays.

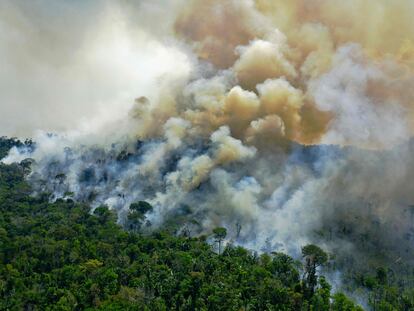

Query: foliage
[[126, 202, 153, 233], [0, 141, 363, 310], [0, 168, 363, 310], [0, 136, 33, 159], [301, 244, 329, 299], [212, 227, 227, 255]]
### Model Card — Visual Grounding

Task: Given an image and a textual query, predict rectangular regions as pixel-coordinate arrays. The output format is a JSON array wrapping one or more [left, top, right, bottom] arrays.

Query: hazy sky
[[0, 0, 189, 137]]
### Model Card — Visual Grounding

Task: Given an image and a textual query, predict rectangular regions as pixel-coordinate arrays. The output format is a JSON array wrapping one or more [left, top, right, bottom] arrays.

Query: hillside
[[0, 138, 367, 310], [1, 1, 414, 310]]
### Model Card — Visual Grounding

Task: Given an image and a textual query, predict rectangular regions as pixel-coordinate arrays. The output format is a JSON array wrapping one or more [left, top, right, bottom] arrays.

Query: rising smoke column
[[2, 0, 414, 268]]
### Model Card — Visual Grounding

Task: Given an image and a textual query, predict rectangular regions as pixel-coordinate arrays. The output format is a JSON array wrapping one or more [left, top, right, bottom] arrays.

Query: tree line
[[0, 137, 408, 310]]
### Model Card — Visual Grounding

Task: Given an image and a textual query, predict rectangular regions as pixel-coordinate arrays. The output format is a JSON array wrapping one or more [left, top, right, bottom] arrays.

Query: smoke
[[2, 0, 414, 281], [0, 0, 191, 137]]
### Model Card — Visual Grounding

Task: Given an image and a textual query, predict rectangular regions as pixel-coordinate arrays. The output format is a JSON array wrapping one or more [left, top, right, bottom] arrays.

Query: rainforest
[[1, 1, 414, 310]]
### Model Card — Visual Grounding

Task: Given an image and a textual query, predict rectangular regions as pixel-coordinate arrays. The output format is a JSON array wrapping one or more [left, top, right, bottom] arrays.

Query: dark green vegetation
[[0, 138, 411, 310], [0, 137, 33, 159]]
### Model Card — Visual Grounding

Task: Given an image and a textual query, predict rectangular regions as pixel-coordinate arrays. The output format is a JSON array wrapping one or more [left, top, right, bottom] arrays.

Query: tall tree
[[301, 244, 328, 299], [212, 227, 227, 255]]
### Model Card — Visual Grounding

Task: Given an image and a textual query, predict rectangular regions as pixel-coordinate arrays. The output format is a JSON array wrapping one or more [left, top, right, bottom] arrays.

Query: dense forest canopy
[[1, 138, 414, 310], [1, 0, 414, 310], [0, 137, 369, 310]]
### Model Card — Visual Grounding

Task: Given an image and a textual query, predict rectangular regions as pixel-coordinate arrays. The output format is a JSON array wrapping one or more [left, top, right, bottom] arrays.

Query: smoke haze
[[2, 0, 414, 277]]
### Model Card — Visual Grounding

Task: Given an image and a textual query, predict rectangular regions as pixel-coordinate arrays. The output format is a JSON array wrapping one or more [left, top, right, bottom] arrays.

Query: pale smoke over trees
[[2, 0, 414, 282]]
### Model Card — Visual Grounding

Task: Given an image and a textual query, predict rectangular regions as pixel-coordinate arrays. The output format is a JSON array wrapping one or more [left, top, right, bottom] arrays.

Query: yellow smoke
[[130, 0, 414, 152]]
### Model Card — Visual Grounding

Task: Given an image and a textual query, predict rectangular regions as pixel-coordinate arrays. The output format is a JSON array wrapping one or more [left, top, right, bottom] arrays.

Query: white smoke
[[0, 0, 191, 137], [310, 44, 409, 149], [1, 0, 414, 284]]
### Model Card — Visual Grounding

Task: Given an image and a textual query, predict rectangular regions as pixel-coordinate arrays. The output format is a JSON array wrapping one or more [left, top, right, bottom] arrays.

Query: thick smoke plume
[[2, 0, 414, 274]]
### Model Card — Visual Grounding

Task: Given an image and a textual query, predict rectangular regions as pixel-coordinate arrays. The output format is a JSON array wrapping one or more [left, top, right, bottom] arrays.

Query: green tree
[[127, 201, 153, 232], [212, 227, 227, 255], [332, 293, 364, 311], [301, 244, 328, 299]]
